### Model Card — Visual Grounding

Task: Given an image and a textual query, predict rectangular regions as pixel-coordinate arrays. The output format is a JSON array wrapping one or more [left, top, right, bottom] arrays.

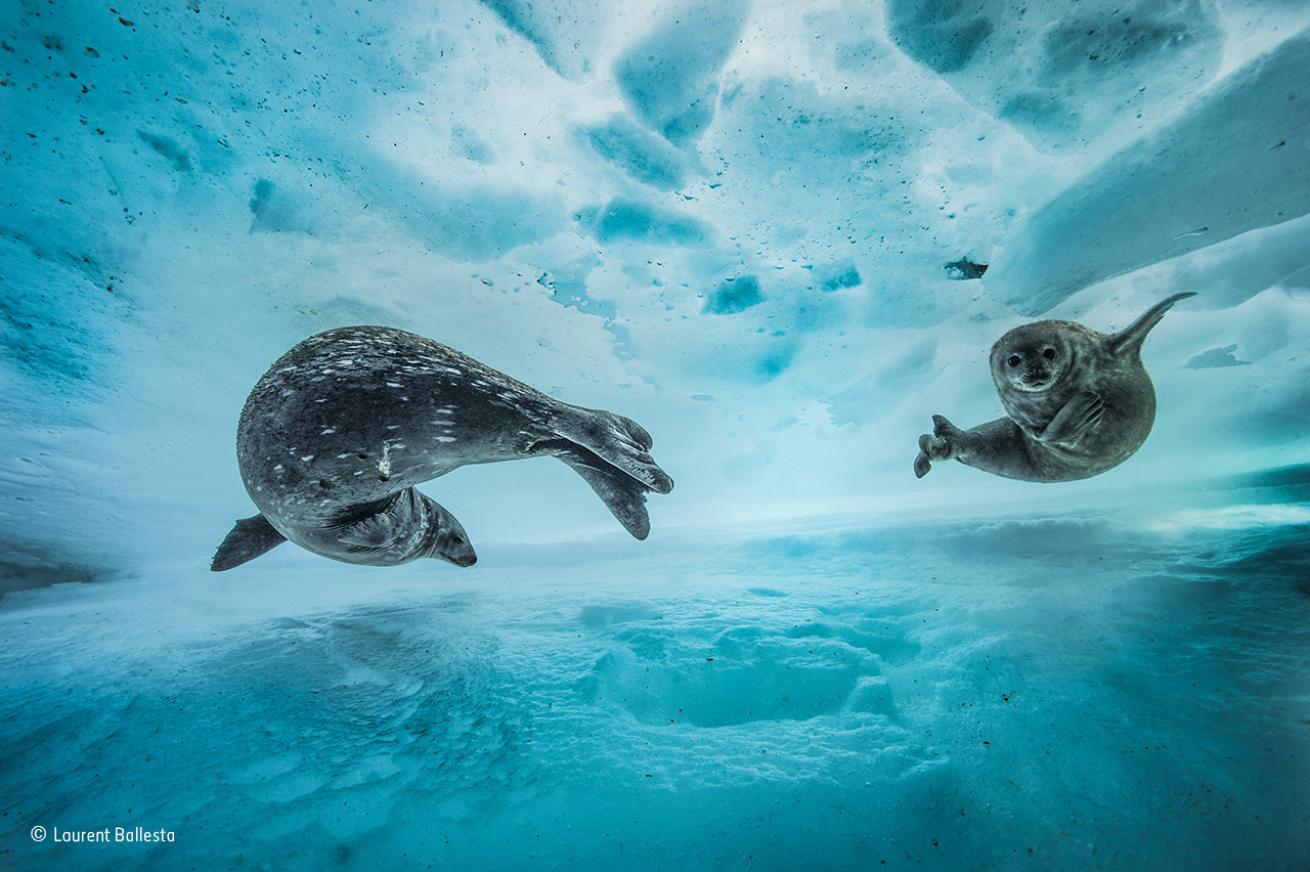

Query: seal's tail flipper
[[1109, 292, 1197, 357], [212, 514, 286, 571], [552, 409, 673, 495], [542, 440, 652, 539]]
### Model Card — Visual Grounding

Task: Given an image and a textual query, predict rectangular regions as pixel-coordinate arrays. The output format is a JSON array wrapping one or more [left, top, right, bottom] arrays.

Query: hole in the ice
[[577, 603, 662, 628], [788, 617, 921, 663], [582, 633, 882, 727]]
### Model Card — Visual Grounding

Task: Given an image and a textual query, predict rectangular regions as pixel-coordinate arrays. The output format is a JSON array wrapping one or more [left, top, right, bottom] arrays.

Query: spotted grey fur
[[213, 327, 673, 570]]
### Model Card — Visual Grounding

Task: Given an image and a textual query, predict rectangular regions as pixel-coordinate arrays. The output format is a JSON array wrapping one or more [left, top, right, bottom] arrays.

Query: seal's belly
[[1029, 384, 1156, 481], [1035, 434, 1147, 480]]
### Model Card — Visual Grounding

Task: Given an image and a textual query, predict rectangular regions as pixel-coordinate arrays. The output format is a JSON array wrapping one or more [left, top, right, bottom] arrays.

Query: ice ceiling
[[2, 0, 1308, 574]]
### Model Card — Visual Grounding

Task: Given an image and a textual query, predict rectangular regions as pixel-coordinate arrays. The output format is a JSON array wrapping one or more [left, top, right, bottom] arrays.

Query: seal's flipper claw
[[212, 513, 286, 571]]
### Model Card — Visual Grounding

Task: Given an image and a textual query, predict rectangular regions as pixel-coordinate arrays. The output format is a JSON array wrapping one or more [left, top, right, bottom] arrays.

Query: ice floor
[[4, 496, 1308, 870]]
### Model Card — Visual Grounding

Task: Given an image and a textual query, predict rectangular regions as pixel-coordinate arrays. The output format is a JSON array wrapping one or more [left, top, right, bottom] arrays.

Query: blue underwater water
[[2, 0, 1310, 869]]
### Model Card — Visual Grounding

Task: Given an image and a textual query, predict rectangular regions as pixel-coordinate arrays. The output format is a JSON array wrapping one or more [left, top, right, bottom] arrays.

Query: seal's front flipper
[[915, 434, 946, 478], [1038, 391, 1104, 444], [552, 409, 673, 495], [535, 440, 652, 539], [915, 416, 962, 478], [932, 415, 966, 442], [334, 501, 406, 550], [212, 514, 286, 571], [914, 445, 934, 478], [1109, 292, 1196, 357]]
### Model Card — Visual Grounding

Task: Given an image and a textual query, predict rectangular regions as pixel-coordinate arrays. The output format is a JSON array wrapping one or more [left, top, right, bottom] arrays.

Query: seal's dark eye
[[1042, 347, 1056, 360], [1007, 354, 1021, 368]]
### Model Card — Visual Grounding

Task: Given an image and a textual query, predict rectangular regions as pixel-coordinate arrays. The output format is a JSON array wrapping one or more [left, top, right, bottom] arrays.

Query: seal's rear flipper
[[533, 439, 652, 539], [553, 409, 673, 495], [1109, 292, 1197, 357], [569, 455, 652, 539], [212, 514, 286, 571]]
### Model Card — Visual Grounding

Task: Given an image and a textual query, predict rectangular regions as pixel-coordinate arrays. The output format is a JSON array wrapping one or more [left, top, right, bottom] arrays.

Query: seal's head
[[326, 488, 478, 568], [423, 501, 478, 567], [990, 322, 1078, 395]]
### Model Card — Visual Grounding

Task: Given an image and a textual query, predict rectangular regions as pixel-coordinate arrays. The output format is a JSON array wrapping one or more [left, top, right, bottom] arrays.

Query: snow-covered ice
[[5, 489, 1309, 869], [986, 32, 1310, 314]]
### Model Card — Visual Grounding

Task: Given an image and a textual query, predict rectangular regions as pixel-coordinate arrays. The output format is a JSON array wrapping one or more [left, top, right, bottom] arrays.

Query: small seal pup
[[212, 326, 674, 570], [914, 293, 1195, 482]]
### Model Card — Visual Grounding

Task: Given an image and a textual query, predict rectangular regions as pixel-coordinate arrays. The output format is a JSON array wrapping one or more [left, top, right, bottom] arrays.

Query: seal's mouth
[[431, 538, 477, 567], [420, 518, 479, 567], [1018, 370, 1053, 390]]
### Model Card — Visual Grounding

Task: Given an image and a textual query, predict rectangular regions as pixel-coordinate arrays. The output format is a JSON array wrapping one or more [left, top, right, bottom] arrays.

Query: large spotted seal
[[212, 326, 673, 570], [914, 293, 1194, 482]]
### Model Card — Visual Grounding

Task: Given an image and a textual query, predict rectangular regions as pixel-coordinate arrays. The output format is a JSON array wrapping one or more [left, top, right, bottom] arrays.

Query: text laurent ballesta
[[54, 827, 174, 843]]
